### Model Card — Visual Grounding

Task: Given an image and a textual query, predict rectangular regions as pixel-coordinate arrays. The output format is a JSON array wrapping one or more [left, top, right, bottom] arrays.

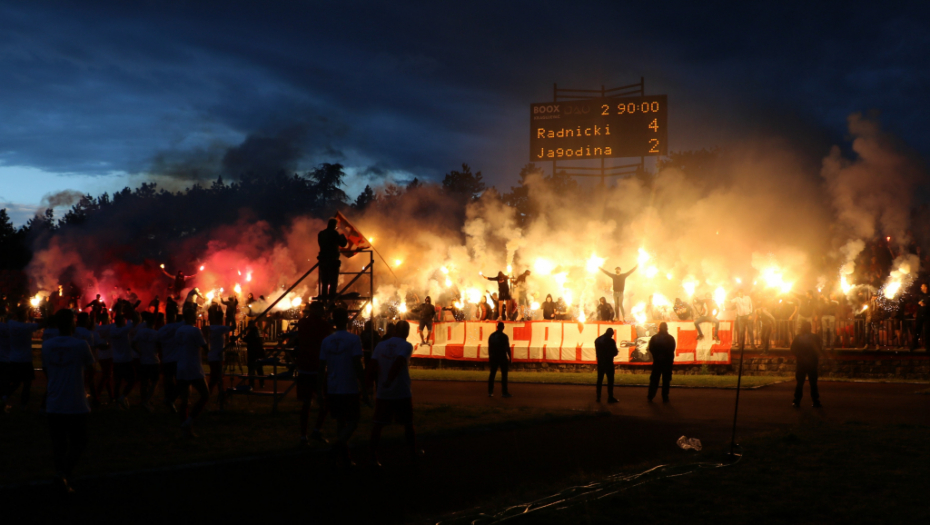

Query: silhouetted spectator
[[487, 322, 511, 397], [484, 271, 512, 320], [791, 321, 822, 408], [416, 296, 435, 345], [243, 321, 265, 390], [42, 309, 94, 494], [7, 307, 41, 410], [295, 303, 331, 445], [911, 283, 929, 352], [542, 294, 556, 320], [319, 308, 366, 466], [594, 328, 618, 403], [693, 293, 720, 343], [368, 320, 416, 466], [174, 308, 210, 436], [317, 218, 348, 303], [647, 322, 676, 403], [156, 316, 184, 411]]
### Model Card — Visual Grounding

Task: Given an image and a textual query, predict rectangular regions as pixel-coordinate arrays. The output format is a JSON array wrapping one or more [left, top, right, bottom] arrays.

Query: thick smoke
[[23, 114, 928, 317], [40, 190, 85, 209]]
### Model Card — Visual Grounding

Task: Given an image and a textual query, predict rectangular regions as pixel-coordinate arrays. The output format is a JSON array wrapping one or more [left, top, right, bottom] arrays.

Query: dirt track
[[3, 380, 928, 524]]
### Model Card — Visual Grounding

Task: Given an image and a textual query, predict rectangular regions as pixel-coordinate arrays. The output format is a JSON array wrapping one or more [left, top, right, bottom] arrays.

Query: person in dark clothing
[[484, 271, 512, 320], [599, 265, 637, 321], [693, 293, 721, 343], [910, 283, 929, 351], [594, 328, 619, 403], [541, 294, 556, 320], [221, 295, 238, 327], [84, 295, 104, 320], [475, 296, 491, 321], [161, 268, 199, 299], [647, 322, 677, 402], [791, 321, 822, 408], [165, 295, 179, 324], [596, 297, 614, 322], [487, 322, 511, 397], [294, 303, 332, 444], [673, 298, 692, 321], [243, 321, 265, 389], [148, 295, 160, 314], [360, 319, 381, 369], [416, 296, 435, 345], [317, 218, 348, 303]]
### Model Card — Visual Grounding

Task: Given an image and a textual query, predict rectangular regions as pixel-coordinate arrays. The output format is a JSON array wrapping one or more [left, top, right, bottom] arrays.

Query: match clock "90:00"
[[529, 95, 667, 161]]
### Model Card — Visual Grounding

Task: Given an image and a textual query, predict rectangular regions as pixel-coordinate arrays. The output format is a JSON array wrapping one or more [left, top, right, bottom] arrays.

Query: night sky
[[2, 1, 928, 224]]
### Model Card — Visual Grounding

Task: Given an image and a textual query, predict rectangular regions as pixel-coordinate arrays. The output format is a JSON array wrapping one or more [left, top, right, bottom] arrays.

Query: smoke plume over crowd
[[21, 114, 930, 321]]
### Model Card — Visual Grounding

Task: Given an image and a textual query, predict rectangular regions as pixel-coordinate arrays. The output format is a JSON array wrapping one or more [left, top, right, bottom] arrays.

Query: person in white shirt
[[133, 312, 162, 412], [728, 289, 754, 351], [367, 320, 417, 466], [73, 312, 103, 407], [156, 318, 184, 412], [207, 320, 232, 409], [94, 312, 115, 405], [7, 307, 42, 410], [107, 314, 136, 409], [174, 308, 209, 437], [42, 309, 95, 494], [318, 308, 367, 466]]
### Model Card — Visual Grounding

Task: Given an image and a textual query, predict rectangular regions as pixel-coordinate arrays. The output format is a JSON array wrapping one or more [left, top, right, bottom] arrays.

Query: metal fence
[[735, 318, 918, 350]]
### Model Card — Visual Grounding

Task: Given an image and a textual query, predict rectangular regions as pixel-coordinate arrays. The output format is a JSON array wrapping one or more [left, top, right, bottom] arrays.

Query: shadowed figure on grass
[[647, 322, 676, 403]]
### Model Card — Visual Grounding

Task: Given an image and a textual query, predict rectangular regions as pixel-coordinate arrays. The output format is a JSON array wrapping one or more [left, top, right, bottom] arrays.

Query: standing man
[[294, 303, 331, 445], [42, 309, 95, 494], [318, 308, 367, 466], [317, 218, 348, 303], [729, 289, 753, 351], [132, 313, 161, 413], [207, 318, 232, 409], [910, 283, 929, 352], [108, 314, 136, 410], [647, 322, 677, 403], [368, 320, 417, 466], [594, 328, 618, 403], [599, 265, 638, 322], [156, 315, 184, 412], [483, 271, 513, 321], [221, 294, 239, 328], [7, 307, 41, 410], [793, 290, 816, 336], [415, 296, 436, 346], [791, 321, 823, 408], [487, 322, 512, 398], [174, 308, 210, 436]]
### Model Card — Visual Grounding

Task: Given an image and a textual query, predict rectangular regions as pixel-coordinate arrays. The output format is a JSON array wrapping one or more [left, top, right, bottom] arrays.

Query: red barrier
[[406, 321, 731, 365]]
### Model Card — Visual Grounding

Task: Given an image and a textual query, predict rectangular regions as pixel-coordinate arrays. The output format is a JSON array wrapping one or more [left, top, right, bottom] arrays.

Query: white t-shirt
[[7, 320, 39, 363], [95, 324, 113, 360], [133, 324, 160, 365], [319, 330, 363, 395], [208, 325, 232, 362], [41, 336, 95, 414], [174, 324, 206, 381], [0, 322, 10, 362], [371, 336, 414, 400], [73, 326, 96, 358], [156, 322, 184, 363], [107, 322, 135, 363]]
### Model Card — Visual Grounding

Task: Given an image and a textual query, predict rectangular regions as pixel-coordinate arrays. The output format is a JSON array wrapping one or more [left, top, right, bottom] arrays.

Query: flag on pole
[[334, 211, 372, 257]]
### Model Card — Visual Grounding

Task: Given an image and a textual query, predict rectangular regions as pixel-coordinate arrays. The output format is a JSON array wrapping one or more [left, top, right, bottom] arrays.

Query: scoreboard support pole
[[551, 78, 648, 185]]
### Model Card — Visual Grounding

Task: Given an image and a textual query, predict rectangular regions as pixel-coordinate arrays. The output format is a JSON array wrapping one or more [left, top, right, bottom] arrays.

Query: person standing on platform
[[318, 308, 366, 466], [791, 321, 823, 408], [317, 218, 348, 303], [483, 271, 513, 321], [647, 322, 677, 403], [599, 265, 638, 321], [42, 309, 94, 494], [594, 328, 618, 403], [221, 294, 239, 328], [487, 322, 511, 398]]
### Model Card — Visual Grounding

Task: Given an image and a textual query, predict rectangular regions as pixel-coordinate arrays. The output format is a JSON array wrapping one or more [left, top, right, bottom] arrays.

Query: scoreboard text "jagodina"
[[530, 95, 667, 161]]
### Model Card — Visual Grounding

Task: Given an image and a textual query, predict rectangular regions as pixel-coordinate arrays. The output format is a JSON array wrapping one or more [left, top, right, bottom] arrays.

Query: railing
[[732, 318, 918, 350]]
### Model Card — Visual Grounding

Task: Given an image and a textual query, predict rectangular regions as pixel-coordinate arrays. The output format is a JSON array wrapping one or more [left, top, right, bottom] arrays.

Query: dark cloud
[[0, 0, 928, 194]]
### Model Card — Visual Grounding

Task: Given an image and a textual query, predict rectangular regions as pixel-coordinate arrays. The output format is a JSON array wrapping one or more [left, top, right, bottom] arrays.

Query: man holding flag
[[318, 218, 349, 303]]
